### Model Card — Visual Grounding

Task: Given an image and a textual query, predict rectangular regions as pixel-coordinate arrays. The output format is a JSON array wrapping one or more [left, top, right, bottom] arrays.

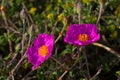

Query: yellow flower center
[[78, 34, 89, 42], [38, 45, 48, 57]]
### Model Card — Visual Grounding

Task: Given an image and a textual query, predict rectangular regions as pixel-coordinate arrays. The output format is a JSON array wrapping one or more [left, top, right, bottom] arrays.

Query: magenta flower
[[64, 24, 100, 46], [26, 33, 54, 70]]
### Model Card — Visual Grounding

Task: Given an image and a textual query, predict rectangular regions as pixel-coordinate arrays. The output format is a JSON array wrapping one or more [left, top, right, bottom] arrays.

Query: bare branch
[[90, 67, 102, 80], [58, 70, 68, 80], [93, 43, 120, 58], [96, 0, 103, 25]]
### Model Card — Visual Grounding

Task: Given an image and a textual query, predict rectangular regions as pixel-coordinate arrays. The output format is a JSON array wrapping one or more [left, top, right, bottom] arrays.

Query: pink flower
[[26, 33, 54, 70], [64, 24, 100, 46]]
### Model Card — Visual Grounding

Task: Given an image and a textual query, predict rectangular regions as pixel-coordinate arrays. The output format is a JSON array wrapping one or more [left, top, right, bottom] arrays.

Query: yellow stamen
[[38, 45, 48, 57], [78, 34, 89, 42]]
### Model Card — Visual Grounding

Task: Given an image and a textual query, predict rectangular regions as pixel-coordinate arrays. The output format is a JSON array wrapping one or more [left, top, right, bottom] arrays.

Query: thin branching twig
[[51, 20, 58, 34], [51, 56, 65, 69], [7, 53, 18, 68], [22, 3, 34, 24], [9, 52, 27, 78], [83, 47, 91, 80], [20, 6, 26, 55], [1, 3, 13, 54], [55, 24, 66, 43], [96, 0, 103, 25], [75, 0, 82, 24], [93, 43, 120, 58], [58, 70, 68, 80], [44, 21, 48, 33], [8, 25, 33, 79], [22, 70, 33, 80], [90, 67, 102, 80]]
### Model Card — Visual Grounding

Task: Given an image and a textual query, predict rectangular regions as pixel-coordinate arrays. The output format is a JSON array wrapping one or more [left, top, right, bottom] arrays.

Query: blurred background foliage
[[0, 0, 120, 80]]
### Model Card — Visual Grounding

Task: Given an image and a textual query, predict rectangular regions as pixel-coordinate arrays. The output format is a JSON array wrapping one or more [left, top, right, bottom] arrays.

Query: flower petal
[[27, 33, 54, 70], [64, 24, 100, 46]]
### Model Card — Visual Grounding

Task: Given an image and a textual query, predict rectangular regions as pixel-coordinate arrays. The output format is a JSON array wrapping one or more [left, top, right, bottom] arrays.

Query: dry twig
[[51, 20, 58, 34], [93, 43, 120, 58], [83, 47, 91, 80], [96, 0, 103, 25], [58, 70, 68, 80], [90, 67, 102, 80], [55, 24, 66, 43]]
